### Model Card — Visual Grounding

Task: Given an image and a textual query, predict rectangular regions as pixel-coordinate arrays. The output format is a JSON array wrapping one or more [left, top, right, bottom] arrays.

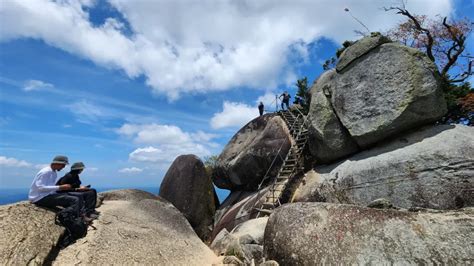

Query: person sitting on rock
[[56, 162, 99, 219], [29, 155, 83, 219]]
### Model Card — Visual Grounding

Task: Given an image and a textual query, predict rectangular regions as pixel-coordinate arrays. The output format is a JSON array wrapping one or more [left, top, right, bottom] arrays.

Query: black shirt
[[56, 171, 82, 189]]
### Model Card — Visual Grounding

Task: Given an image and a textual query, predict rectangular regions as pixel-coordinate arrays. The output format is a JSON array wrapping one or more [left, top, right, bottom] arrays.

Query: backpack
[[55, 209, 88, 248]]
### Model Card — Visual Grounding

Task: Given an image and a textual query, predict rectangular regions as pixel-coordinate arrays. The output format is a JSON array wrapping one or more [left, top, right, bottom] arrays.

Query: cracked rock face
[[0, 202, 64, 265], [212, 114, 292, 191], [53, 189, 218, 265], [264, 202, 474, 265], [294, 125, 474, 210]]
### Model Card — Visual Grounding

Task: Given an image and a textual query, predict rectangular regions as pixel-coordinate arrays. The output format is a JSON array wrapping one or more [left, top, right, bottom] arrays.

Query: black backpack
[[55, 209, 88, 248]]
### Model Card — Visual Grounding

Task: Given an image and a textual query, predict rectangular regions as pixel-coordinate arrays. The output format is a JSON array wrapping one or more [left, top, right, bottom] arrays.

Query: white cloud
[[118, 167, 142, 173], [0, 0, 453, 100], [210, 101, 258, 129], [35, 163, 49, 170], [0, 156, 32, 167], [257, 92, 280, 112], [23, 79, 54, 92], [117, 123, 219, 165]]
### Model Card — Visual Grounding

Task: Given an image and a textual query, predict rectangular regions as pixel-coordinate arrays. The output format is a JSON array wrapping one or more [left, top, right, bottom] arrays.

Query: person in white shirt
[[29, 155, 83, 218]]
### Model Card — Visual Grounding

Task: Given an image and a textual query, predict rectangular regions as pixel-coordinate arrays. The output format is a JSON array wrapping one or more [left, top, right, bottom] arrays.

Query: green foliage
[[439, 79, 473, 125], [336, 40, 354, 58], [295, 77, 310, 114], [322, 57, 336, 71], [322, 40, 354, 70], [203, 155, 219, 176]]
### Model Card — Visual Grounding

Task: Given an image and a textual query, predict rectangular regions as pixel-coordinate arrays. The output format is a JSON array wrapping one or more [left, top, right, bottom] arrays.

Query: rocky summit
[[1, 34, 472, 265]]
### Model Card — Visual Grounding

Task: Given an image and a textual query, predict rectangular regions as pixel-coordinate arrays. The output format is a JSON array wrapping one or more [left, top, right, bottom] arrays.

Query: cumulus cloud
[[118, 167, 142, 173], [0, 156, 32, 167], [210, 101, 257, 129], [0, 0, 452, 100], [117, 123, 218, 164], [23, 79, 54, 92]]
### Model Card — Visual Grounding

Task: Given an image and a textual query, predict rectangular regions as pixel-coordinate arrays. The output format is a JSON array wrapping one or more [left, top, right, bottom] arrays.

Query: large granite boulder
[[54, 189, 218, 265], [0, 202, 64, 265], [159, 154, 218, 241], [294, 125, 474, 210], [306, 35, 446, 163], [212, 114, 292, 190], [307, 69, 359, 163], [336, 32, 391, 72], [332, 42, 446, 147], [264, 202, 474, 265]]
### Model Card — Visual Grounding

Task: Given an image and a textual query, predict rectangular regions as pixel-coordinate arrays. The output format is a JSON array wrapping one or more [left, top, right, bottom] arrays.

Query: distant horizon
[[0, 185, 230, 206]]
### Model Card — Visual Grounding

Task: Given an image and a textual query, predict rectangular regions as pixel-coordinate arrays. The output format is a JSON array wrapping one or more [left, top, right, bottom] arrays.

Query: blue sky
[[1, 0, 473, 190]]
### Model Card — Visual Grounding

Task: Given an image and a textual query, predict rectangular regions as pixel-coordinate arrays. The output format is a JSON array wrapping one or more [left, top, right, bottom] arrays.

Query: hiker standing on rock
[[28, 155, 83, 218], [258, 101, 264, 116], [57, 162, 99, 219], [279, 91, 291, 110]]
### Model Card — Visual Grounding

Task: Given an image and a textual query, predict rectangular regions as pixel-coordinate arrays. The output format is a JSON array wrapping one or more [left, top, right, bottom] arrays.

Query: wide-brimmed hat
[[51, 155, 69, 165], [71, 162, 85, 170]]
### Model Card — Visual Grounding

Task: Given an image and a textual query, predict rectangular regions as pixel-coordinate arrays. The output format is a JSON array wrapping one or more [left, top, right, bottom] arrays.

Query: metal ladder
[[255, 109, 309, 216]]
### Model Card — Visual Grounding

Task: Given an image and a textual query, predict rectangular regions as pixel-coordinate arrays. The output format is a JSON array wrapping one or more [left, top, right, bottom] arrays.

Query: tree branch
[[384, 7, 435, 62], [441, 17, 467, 77]]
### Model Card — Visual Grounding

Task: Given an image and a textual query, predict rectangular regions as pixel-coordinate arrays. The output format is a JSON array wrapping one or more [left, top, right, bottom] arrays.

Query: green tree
[[203, 155, 219, 176], [384, 3, 473, 123], [295, 77, 310, 114]]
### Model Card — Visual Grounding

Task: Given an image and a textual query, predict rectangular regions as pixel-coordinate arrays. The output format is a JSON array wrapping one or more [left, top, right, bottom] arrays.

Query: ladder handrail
[[266, 117, 307, 204], [255, 109, 310, 217]]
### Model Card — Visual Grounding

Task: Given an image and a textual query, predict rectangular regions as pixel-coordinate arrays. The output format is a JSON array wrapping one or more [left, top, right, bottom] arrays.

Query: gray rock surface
[[336, 33, 391, 72], [100, 188, 158, 201], [212, 114, 292, 190], [264, 202, 474, 265], [212, 188, 269, 242], [307, 69, 359, 163], [0, 202, 64, 265], [332, 42, 446, 147], [211, 217, 268, 262], [53, 189, 217, 265], [294, 125, 474, 210], [159, 154, 217, 240]]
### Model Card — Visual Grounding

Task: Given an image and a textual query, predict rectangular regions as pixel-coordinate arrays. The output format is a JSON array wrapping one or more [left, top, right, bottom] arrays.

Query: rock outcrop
[[336, 32, 391, 72], [264, 202, 474, 265], [333, 42, 446, 147], [307, 34, 447, 163], [307, 69, 359, 163], [212, 188, 269, 241], [212, 114, 292, 191], [211, 217, 268, 264], [0, 202, 64, 265], [294, 125, 474, 210], [54, 189, 218, 265], [159, 154, 218, 241]]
